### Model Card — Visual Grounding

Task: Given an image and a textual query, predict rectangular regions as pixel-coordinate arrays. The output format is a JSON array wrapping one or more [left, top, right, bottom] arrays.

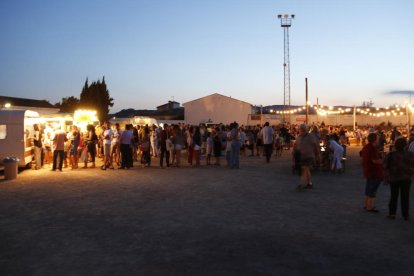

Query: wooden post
[[353, 105, 356, 131], [305, 78, 309, 125]]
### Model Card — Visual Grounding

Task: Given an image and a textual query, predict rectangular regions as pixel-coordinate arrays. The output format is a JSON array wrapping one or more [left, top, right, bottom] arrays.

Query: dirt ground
[[0, 147, 413, 275]]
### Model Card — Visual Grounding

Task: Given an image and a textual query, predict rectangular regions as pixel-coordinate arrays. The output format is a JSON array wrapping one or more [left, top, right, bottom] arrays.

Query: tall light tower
[[277, 14, 294, 121]]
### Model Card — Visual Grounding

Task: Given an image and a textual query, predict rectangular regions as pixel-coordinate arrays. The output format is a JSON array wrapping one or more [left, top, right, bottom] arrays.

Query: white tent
[[183, 93, 255, 125]]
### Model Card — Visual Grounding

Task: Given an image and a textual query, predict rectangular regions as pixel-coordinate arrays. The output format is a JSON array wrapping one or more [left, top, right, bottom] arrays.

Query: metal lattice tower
[[278, 14, 294, 117]]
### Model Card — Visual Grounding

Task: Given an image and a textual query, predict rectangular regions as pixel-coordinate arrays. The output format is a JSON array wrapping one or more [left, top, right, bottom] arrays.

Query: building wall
[[248, 114, 411, 127], [184, 94, 253, 125]]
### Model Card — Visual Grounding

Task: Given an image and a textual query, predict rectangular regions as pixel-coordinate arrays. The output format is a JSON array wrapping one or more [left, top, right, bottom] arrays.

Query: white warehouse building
[[183, 93, 255, 125]]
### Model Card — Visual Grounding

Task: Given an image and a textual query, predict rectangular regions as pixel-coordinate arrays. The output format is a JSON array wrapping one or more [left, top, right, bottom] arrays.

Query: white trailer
[[0, 110, 40, 167]]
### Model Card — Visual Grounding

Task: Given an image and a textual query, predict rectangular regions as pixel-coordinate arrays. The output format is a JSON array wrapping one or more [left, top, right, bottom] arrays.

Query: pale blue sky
[[1, 0, 413, 112]]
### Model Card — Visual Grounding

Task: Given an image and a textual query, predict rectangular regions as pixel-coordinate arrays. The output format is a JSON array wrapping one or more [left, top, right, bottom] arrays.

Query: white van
[[0, 110, 40, 167]]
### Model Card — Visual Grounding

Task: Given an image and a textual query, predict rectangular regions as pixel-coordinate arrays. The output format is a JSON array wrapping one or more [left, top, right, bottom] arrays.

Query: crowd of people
[[31, 120, 414, 220], [31, 121, 285, 171]]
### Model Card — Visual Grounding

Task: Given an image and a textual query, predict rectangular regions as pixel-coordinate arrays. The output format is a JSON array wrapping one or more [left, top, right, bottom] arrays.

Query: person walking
[[294, 124, 320, 190], [361, 132, 383, 212], [261, 122, 274, 163], [384, 137, 414, 220]]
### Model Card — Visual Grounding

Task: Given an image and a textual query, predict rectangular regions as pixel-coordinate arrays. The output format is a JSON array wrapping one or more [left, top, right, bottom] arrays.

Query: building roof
[[0, 96, 55, 108], [183, 93, 253, 107], [156, 101, 180, 109]]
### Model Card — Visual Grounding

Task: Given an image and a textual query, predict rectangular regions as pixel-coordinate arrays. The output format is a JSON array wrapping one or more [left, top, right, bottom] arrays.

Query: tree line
[[54, 77, 114, 122]]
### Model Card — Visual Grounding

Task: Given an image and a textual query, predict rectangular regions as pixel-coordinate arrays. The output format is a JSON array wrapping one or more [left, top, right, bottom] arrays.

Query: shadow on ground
[[1, 147, 413, 275]]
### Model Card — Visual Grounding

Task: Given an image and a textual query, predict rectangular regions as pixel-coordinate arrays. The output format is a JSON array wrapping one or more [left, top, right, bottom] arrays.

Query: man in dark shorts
[[361, 132, 383, 212], [294, 124, 320, 190]]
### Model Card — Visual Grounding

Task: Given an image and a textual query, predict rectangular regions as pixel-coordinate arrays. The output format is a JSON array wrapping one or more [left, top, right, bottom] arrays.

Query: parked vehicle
[[0, 110, 39, 167]]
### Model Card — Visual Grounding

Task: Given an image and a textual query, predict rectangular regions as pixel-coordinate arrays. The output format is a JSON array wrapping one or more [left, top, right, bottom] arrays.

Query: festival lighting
[[74, 109, 98, 131]]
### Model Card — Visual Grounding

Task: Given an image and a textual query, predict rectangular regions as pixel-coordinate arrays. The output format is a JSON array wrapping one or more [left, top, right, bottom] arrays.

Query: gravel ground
[[0, 147, 413, 276]]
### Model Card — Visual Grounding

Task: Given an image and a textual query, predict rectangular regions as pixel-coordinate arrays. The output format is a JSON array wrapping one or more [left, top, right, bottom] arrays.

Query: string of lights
[[266, 103, 414, 116]]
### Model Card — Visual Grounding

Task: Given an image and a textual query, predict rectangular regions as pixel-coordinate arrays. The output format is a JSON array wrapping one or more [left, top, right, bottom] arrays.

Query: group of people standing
[[361, 130, 414, 220]]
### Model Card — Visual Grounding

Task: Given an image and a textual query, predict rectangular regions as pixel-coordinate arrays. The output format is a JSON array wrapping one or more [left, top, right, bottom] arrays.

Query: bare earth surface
[[1, 147, 413, 276]]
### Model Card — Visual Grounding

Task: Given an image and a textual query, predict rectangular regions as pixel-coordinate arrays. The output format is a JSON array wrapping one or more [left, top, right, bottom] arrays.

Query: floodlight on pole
[[277, 14, 294, 123]]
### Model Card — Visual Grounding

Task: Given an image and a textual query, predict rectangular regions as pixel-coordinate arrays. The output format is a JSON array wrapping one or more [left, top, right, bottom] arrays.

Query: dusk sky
[[1, 0, 413, 112]]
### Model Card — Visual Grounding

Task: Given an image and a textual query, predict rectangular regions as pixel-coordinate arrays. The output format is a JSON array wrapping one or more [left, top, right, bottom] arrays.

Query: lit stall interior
[[73, 110, 99, 132]]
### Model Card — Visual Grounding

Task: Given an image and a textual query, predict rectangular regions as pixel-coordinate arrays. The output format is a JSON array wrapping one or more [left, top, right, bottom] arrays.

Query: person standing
[[110, 123, 121, 169], [213, 127, 222, 166], [230, 122, 241, 169], [225, 126, 232, 167], [171, 124, 184, 167], [206, 132, 213, 165], [328, 135, 344, 173], [101, 121, 113, 170], [384, 137, 414, 220], [255, 125, 263, 157], [260, 122, 274, 163], [52, 127, 67, 171], [361, 133, 383, 212], [186, 126, 194, 165], [150, 125, 158, 157], [239, 126, 246, 157], [390, 126, 401, 144], [68, 125, 80, 169], [294, 124, 320, 190], [193, 126, 202, 166], [159, 124, 170, 168], [33, 124, 43, 170], [120, 124, 133, 169], [246, 126, 255, 156], [42, 131, 52, 166], [84, 124, 98, 168], [141, 125, 151, 167]]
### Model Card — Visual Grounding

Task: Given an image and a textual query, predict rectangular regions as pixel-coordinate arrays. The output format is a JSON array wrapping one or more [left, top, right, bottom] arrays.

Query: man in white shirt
[[260, 122, 274, 163], [52, 127, 67, 171]]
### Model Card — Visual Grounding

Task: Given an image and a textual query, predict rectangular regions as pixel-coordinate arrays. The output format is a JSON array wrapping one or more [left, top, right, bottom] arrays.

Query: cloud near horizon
[[385, 90, 414, 95]]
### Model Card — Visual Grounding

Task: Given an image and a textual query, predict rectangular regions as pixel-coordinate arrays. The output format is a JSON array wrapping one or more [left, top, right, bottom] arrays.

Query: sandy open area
[[1, 147, 413, 275]]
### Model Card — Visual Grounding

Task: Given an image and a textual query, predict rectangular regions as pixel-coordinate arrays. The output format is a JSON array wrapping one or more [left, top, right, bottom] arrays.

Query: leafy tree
[[79, 77, 114, 122], [55, 96, 80, 113]]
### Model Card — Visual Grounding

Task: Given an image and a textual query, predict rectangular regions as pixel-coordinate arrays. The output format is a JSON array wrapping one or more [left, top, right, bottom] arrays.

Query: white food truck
[[0, 110, 40, 167]]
